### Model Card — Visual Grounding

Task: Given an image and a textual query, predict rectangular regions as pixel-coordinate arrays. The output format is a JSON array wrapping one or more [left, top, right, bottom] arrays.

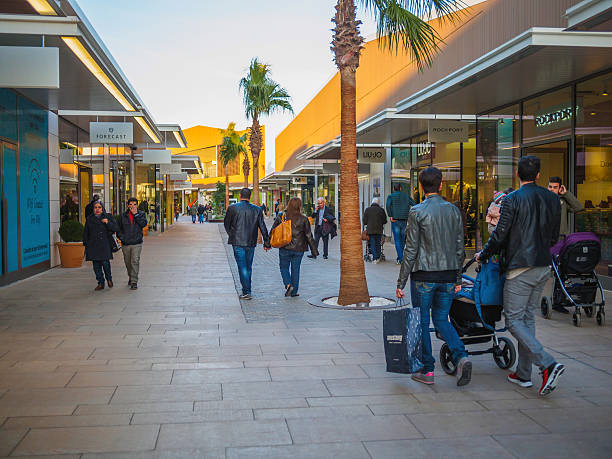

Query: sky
[[78, 0, 486, 172]]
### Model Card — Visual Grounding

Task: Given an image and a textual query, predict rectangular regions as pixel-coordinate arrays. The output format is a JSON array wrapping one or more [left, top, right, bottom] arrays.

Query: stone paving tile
[[227, 442, 371, 459], [12, 425, 160, 456], [492, 430, 612, 458], [307, 394, 417, 407], [0, 428, 28, 456], [364, 436, 514, 459], [269, 364, 368, 381], [69, 370, 172, 387], [75, 401, 194, 415], [222, 380, 330, 400], [131, 409, 254, 424], [323, 377, 434, 396], [171, 368, 270, 384], [3, 413, 131, 429], [254, 405, 372, 420], [0, 371, 75, 389], [110, 384, 221, 404], [520, 406, 612, 433], [369, 400, 485, 415], [82, 449, 225, 459], [194, 398, 308, 411]]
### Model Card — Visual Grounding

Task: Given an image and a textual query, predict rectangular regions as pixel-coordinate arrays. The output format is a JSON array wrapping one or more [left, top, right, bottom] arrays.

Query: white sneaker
[[372, 259, 380, 264]]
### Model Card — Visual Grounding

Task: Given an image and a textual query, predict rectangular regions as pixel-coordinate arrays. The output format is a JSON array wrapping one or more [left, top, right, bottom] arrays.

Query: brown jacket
[[271, 213, 318, 256]]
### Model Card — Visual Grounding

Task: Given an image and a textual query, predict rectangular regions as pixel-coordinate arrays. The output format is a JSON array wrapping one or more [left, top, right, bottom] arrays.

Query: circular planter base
[[307, 294, 403, 310]]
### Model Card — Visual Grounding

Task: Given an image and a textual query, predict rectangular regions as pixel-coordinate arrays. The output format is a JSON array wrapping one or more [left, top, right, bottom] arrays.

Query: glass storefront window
[[523, 87, 573, 144], [575, 72, 612, 273]]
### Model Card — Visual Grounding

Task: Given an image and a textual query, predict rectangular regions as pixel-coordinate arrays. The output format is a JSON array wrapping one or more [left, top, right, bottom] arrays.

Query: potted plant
[[57, 219, 85, 268]]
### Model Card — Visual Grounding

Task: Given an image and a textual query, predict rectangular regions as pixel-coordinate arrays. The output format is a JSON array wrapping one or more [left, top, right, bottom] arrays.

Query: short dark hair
[[92, 194, 99, 201], [393, 183, 401, 192], [517, 155, 540, 182], [419, 167, 443, 194], [548, 176, 562, 185], [127, 197, 138, 205], [503, 187, 515, 195], [240, 188, 251, 199]]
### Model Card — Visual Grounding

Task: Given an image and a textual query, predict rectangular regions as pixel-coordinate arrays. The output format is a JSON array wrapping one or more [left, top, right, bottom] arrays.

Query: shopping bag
[[270, 213, 292, 248], [383, 299, 423, 374], [109, 233, 122, 253], [361, 229, 369, 241]]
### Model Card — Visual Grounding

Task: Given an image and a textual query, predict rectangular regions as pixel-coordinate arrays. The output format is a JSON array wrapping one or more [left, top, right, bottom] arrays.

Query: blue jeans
[[392, 220, 407, 262], [232, 245, 255, 295], [93, 260, 112, 286], [279, 248, 303, 295], [198, 213, 204, 223], [191, 214, 196, 223], [410, 280, 467, 373], [369, 234, 382, 261]]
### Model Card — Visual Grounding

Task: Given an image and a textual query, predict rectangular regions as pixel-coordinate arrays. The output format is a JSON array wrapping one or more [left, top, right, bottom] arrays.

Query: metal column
[[314, 169, 318, 205]]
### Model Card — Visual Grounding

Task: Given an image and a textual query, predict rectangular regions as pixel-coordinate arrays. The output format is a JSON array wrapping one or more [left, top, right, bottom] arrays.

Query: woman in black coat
[[83, 201, 119, 290]]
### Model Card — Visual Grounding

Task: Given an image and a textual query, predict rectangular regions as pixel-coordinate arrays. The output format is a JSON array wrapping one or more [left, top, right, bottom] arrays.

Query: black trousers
[[314, 226, 329, 257]]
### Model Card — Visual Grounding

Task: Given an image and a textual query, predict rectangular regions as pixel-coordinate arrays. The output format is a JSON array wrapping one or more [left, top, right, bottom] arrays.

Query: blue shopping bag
[[383, 299, 423, 374]]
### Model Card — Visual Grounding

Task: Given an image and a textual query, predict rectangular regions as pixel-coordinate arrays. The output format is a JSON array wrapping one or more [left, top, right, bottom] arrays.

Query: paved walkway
[[0, 217, 611, 457]]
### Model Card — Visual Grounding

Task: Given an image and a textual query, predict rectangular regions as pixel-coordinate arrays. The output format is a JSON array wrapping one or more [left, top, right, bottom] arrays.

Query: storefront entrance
[[523, 140, 570, 189]]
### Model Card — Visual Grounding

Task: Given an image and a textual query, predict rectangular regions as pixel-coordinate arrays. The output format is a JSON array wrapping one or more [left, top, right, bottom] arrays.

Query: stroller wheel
[[493, 337, 516, 370], [597, 310, 605, 326], [584, 307, 594, 318], [439, 343, 457, 375], [541, 297, 552, 319], [572, 312, 582, 327]]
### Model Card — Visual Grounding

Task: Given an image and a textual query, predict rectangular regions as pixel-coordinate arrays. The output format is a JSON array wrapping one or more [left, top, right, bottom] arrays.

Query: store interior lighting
[[173, 131, 186, 148], [61, 37, 134, 111], [26, 0, 56, 15], [134, 117, 160, 143]]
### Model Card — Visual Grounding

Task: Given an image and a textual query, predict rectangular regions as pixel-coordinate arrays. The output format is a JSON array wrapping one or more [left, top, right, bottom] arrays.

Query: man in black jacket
[[118, 197, 148, 290], [309, 198, 335, 259], [224, 188, 270, 300], [84, 194, 100, 219], [477, 155, 564, 396], [363, 197, 387, 263]]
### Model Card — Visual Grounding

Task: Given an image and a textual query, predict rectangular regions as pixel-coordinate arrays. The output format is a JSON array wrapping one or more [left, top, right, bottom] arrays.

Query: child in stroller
[[437, 257, 517, 375], [541, 232, 606, 327]]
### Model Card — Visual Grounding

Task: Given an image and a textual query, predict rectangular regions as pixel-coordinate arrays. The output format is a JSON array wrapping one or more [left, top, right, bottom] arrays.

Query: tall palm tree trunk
[[249, 118, 262, 205], [242, 154, 250, 189], [225, 166, 230, 211], [337, 67, 369, 305]]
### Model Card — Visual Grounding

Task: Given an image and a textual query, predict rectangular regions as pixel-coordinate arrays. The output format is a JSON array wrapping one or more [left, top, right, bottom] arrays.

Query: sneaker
[[456, 357, 472, 386], [307, 255, 315, 259], [290, 293, 300, 297], [285, 285, 294, 297], [396, 260, 401, 265], [239, 293, 252, 300], [539, 362, 565, 396], [507, 372, 533, 388], [411, 371, 434, 385], [130, 283, 138, 290], [372, 259, 380, 264], [323, 255, 328, 259]]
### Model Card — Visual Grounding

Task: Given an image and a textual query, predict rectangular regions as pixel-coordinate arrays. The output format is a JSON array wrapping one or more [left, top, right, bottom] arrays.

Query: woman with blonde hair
[[271, 197, 318, 297]]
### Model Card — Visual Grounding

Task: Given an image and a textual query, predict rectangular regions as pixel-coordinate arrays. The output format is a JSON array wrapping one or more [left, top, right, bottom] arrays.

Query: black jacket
[[197, 205, 205, 215], [83, 213, 119, 261], [480, 183, 561, 271], [363, 203, 388, 235], [397, 195, 465, 288], [224, 200, 270, 247], [271, 213, 318, 255], [311, 205, 337, 238], [118, 210, 147, 246]]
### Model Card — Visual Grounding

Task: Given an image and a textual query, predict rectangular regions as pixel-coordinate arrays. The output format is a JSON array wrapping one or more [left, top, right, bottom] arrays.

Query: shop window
[[523, 87, 573, 144], [575, 73, 612, 274]]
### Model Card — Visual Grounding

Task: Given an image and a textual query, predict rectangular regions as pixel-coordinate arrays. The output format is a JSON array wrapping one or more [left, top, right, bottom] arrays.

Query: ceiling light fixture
[[173, 131, 186, 148], [61, 37, 134, 111], [134, 117, 160, 143], [26, 0, 56, 15], [590, 112, 597, 116]]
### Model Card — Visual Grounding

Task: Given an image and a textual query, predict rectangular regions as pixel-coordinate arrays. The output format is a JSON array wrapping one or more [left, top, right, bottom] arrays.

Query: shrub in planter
[[57, 219, 85, 268]]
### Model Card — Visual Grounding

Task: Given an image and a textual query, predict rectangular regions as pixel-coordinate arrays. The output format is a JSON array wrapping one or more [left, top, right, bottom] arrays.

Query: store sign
[[159, 163, 182, 174], [534, 105, 575, 129], [0, 46, 59, 89], [142, 149, 171, 164], [89, 122, 133, 144], [169, 173, 188, 181], [59, 149, 74, 164], [428, 120, 469, 143], [292, 177, 307, 184], [358, 147, 386, 163]]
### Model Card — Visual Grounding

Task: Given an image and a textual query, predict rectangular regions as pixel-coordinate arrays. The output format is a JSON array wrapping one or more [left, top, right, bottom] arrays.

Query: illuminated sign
[[534, 107, 573, 128]]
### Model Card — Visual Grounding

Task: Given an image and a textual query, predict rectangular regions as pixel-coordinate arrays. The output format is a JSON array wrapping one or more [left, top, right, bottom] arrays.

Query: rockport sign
[[535, 107, 573, 128]]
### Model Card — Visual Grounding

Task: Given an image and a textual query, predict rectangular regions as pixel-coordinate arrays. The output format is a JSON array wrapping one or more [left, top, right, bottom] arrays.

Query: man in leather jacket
[[224, 188, 270, 300], [309, 198, 335, 259], [477, 155, 564, 396], [396, 167, 471, 387]]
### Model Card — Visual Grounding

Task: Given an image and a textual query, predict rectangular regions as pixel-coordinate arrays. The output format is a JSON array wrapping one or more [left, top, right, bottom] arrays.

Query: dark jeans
[[369, 234, 382, 260], [314, 227, 329, 257], [93, 260, 112, 286], [411, 280, 467, 373], [391, 220, 407, 262], [232, 245, 255, 295], [279, 248, 304, 295], [198, 213, 204, 223], [191, 214, 196, 223]]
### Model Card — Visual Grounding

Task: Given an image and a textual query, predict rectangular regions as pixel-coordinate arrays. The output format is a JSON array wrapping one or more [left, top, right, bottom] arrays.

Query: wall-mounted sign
[[292, 177, 308, 184], [159, 163, 182, 174], [169, 172, 188, 181], [534, 104, 581, 130], [0, 46, 59, 89], [59, 149, 74, 164], [89, 122, 133, 144], [428, 120, 469, 143], [358, 147, 386, 163], [142, 149, 171, 164]]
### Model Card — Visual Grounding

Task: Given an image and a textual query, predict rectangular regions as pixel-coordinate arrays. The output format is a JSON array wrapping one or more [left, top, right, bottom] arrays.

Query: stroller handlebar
[[462, 257, 477, 273]]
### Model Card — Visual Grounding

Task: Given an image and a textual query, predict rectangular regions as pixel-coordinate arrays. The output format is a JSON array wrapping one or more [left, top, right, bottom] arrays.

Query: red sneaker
[[507, 372, 533, 388], [539, 363, 565, 396]]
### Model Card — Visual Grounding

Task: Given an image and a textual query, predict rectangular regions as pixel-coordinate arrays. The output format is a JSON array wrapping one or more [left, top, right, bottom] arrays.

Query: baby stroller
[[438, 257, 517, 375], [541, 232, 606, 327], [363, 235, 387, 262]]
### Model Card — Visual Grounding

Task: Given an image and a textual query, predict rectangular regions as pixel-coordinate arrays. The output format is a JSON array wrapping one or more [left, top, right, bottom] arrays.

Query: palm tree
[[242, 152, 250, 189], [219, 122, 247, 210], [239, 58, 293, 205], [332, 0, 463, 306]]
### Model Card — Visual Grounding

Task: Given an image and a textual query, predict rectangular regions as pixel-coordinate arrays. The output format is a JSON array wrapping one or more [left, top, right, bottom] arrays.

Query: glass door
[[522, 140, 569, 189], [1, 142, 19, 278]]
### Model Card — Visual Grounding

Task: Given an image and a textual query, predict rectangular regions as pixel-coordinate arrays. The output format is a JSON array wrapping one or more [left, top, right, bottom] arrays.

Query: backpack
[[270, 213, 292, 248]]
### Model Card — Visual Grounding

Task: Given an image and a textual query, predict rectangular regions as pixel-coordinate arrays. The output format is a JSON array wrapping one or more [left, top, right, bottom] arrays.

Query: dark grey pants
[[504, 266, 555, 380], [122, 244, 142, 284]]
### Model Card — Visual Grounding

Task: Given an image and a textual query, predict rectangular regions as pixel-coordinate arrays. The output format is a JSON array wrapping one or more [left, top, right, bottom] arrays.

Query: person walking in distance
[[386, 184, 416, 264], [189, 204, 197, 224], [396, 167, 471, 387], [224, 188, 271, 300], [309, 198, 335, 260], [363, 197, 387, 264], [477, 156, 564, 396], [197, 203, 206, 224], [83, 201, 119, 290], [118, 197, 148, 290], [271, 197, 318, 297]]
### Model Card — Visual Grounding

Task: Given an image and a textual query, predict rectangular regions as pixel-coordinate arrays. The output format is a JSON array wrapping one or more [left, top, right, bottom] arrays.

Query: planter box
[[56, 242, 85, 268]]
